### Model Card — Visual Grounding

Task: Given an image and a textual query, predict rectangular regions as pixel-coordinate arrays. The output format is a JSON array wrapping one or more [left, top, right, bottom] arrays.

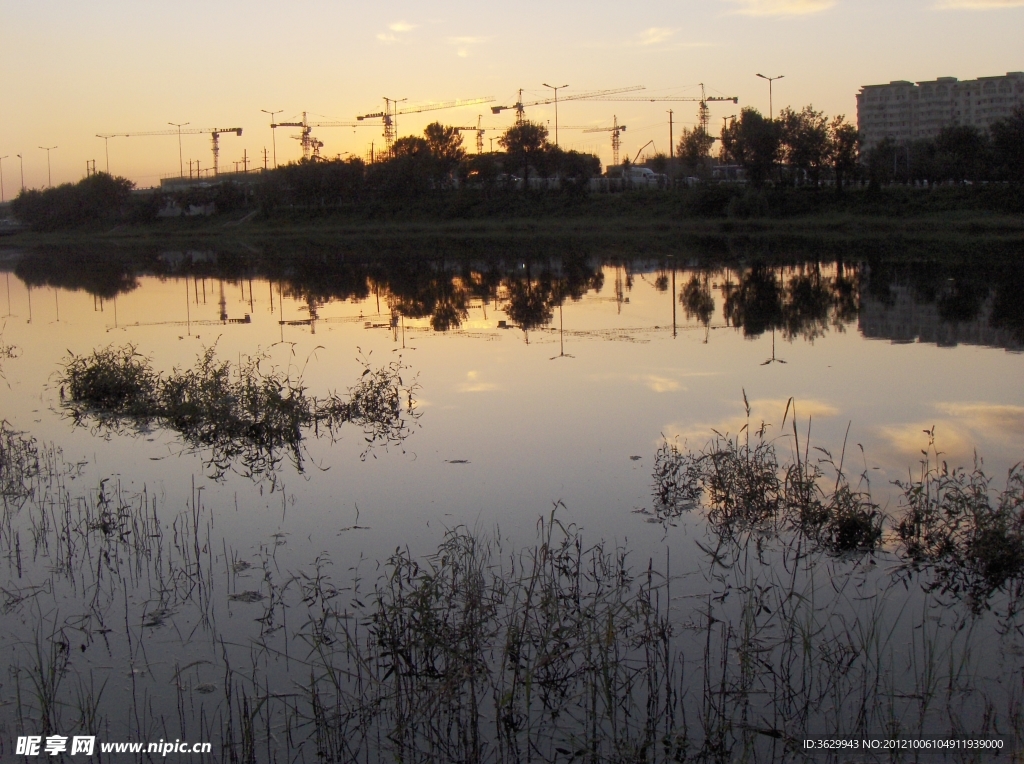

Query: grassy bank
[[3, 185, 1023, 251]]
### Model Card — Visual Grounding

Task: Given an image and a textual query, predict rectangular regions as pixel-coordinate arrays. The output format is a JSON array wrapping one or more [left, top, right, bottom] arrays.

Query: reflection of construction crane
[[356, 96, 495, 152], [96, 127, 242, 175], [591, 84, 737, 134], [450, 116, 486, 154], [562, 117, 627, 165], [491, 86, 644, 125], [270, 112, 371, 161]]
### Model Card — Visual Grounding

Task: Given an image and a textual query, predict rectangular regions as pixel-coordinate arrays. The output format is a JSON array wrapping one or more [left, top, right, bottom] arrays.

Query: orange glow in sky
[[1, 0, 1021, 188]]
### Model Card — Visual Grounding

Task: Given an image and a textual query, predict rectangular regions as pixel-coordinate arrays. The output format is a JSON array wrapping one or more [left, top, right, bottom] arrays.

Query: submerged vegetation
[[59, 344, 418, 481]]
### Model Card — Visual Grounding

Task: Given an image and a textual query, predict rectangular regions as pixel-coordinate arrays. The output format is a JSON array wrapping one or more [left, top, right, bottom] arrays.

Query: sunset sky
[[1, 0, 1022, 190]]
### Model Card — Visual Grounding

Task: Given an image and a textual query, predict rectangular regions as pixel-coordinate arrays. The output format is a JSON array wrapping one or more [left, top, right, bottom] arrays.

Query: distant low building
[[856, 72, 1024, 152]]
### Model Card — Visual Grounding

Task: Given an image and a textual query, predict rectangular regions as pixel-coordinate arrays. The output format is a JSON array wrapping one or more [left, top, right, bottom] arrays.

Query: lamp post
[[542, 83, 568, 147], [168, 121, 189, 177], [261, 110, 282, 167], [0, 156, 7, 202], [17, 154, 24, 191], [39, 146, 57, 187], [756, 74, 784, 120]]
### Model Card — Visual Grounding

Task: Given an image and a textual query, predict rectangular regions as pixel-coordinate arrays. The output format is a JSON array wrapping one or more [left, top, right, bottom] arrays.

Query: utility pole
[[39, 146, 57, 187], [756, 74, 784, 120], [262, 147, 269, 170], [261, 109, 282, 167], [542, 83, 568, 147], [168, 121, 189, 177], [668, 110, 674, 161], [0, 156, 7, 202], [17, 154, 24, 191], [96, 134, 111, 173], [242, 149, 249, 173]]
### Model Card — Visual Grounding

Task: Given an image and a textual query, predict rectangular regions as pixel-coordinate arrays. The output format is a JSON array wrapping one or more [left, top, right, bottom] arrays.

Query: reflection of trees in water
[[15, 250, 139, 300], [722, 264, 784, 337], [719, 261, 868, 340], [682, 273, 715, 327], [11, 248, 1024, 346]]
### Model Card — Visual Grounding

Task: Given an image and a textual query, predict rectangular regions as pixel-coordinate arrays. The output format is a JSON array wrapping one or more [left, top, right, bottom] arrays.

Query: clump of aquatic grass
[[647, 397, 881, 554], [896, 440, 1024, 614], [58, 344, 419, 480]]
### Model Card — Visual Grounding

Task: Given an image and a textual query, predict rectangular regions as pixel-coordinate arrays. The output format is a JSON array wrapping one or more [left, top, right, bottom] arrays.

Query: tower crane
[[356, 96, 495, 153], [561, 117, 628, 165], [490, 86, 644, 125], [449, 116, 487, 154], [96, 127, 242, 175], [269, 112, 373, 161], [590, 84, 737, 135]]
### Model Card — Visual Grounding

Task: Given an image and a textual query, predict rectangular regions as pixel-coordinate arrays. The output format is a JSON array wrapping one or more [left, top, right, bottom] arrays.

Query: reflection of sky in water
[[1, 258, 1022, 568], [2, 254, 1024, 753]]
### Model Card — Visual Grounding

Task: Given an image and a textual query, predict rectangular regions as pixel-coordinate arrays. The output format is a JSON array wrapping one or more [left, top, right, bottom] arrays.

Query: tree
[[423, 122, 465, 183], [990, 105, 1024, 182], [677, 128, 714, 177], [934, 125, 989, 183], [719, 108, 781, 187], [11, 172, 134, 231], [778, 105, 829, 185], [373, 136, 433, 195], [498, 122, 549, 186], [826, 116, 860, 192]]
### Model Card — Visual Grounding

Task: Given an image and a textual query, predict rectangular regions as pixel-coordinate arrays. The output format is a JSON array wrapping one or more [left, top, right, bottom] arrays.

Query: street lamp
[[261, 110, 282, 168], [39, 146, 57, 187], [0, 156, 7, 202], [168, 121, 190, 177], [542, 83, 569, 147], [756, 74, 784, 120]]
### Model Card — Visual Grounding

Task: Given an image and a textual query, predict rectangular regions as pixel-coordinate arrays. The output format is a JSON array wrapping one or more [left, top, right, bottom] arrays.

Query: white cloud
[[378, 21, 416, 44], [726, 0, 835, 15], [632, 374, 683, 393], [458, 370, 500, 393], [937, 0, 1024, 6], [638, 27, 678, 45], [447, 36, 490, 58]]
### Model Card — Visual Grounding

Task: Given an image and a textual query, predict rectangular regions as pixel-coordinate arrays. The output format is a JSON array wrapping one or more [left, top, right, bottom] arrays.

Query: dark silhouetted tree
[[990, 105, 1024, 182], [499, 122, 549, 185], [677, 128, 714, 177], [934, 125, 989, 183], [827, 116, 860, 192], [779, 105, 829, 185], [423, 122, 465, 184], [719, 108, 781, 187]]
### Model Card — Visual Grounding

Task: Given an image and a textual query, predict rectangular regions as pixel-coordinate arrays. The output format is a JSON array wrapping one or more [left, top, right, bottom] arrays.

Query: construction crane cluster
[[95, 83, 739, 178]]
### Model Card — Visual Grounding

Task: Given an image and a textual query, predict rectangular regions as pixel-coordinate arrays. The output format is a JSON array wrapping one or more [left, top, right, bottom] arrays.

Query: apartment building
[[857, 72, 1024, 152]]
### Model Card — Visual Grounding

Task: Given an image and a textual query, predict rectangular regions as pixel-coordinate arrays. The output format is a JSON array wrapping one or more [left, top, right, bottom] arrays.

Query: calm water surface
[[1, 245, 1022, 759]]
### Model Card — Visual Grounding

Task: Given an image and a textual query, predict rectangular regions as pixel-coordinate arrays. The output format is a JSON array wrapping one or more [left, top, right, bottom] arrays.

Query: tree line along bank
[[7, 104, 1024, 232]]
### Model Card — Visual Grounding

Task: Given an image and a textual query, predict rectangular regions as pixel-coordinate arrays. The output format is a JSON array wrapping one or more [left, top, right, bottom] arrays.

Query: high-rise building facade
[[857, 72, 1024, 152]]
